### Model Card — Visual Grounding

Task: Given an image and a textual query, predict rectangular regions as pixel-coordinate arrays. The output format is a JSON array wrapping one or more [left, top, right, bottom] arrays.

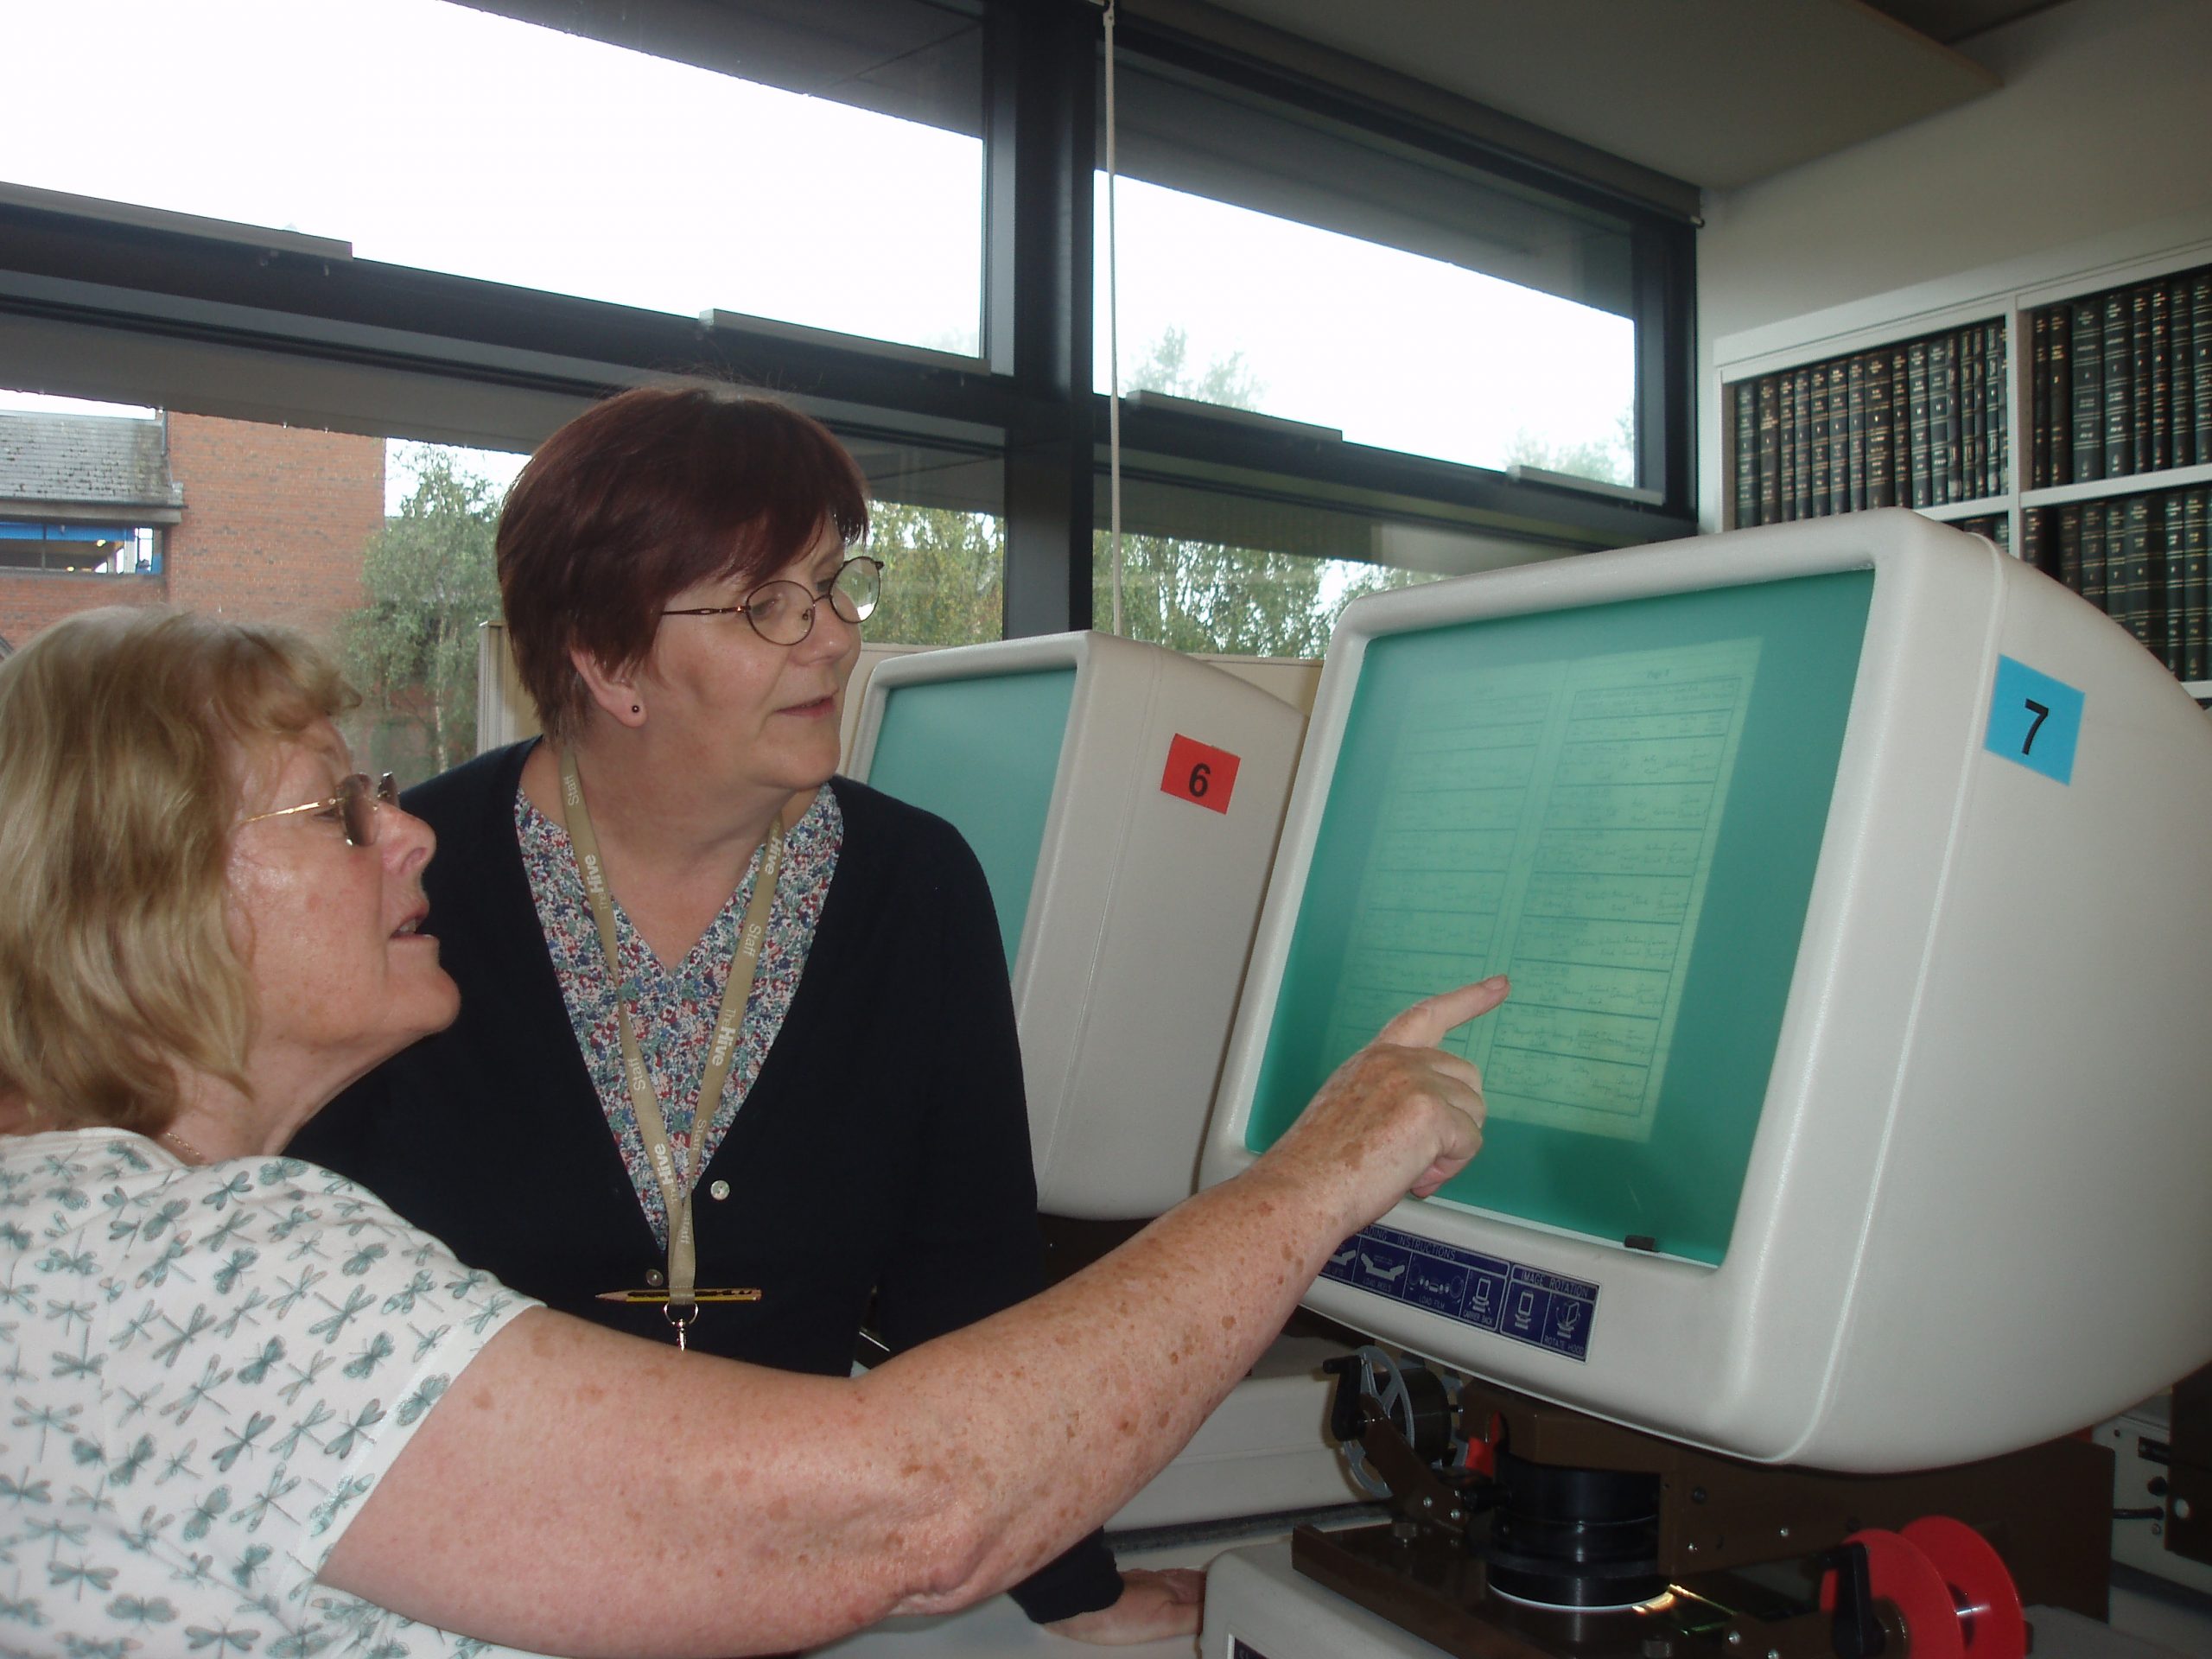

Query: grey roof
[[0, 413, 184, 519]]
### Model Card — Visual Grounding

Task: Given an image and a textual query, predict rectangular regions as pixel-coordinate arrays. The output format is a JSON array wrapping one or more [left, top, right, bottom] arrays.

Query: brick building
[[0, 409, 384, 654]]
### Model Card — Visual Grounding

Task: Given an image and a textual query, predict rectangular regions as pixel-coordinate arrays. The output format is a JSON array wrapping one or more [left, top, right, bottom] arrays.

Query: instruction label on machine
[[1319, 1223, 1598, 1362]]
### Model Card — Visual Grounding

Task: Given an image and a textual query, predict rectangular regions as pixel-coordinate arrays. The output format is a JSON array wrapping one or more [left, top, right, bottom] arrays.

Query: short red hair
[[499, 386, 870, 741]]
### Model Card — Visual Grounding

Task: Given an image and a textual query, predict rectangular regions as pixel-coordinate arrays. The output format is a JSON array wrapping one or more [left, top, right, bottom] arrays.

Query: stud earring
[[631, 703, 641, 715]]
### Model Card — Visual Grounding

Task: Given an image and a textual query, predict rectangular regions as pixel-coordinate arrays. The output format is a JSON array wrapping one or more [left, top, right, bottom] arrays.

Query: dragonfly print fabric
[[0, 1132, 545, 1657]]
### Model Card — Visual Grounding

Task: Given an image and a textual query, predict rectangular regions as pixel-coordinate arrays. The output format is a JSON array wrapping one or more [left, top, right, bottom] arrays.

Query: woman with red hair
[[295, 385, 1177, 1637]]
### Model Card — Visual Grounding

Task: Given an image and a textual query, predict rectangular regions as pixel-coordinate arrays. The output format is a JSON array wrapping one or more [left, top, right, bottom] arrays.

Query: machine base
[[1290, 1521, 1812, 1659], [1204, 1540, 2194, 1659]]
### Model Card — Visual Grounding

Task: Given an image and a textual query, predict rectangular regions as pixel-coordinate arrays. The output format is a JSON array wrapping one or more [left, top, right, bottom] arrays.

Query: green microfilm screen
[[863, 667, 1077, 970], [1243, 570, 1873, 1266]]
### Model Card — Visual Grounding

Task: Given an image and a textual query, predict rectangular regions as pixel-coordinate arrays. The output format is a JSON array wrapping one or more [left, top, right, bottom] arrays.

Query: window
[[845, 433, 1007, 647], [0, 1, 1694, 660], [1090, 479, 1592, 658], [1096, 55, 1646, 486], [1093, 531, 1427, 657], [10, 0, 987, 355], [0, 524, 160, 575]]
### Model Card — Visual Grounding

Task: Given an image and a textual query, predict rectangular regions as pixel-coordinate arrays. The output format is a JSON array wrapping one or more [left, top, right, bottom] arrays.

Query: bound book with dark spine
[[2185, 488, 2209, 683], [2131, 284, 2154, 475], [1890, 346, 1909, 502], [2022, 503, 2048, 582], [1781, 372, 1801, 520], [2177, 277, 2199, 471], [2072, 297, 2105, 482], [1973, 327, 1991, 499], [2031, 309, 2050, 489], [2047, 304, 2073, 487], [1907, 341, 1933, 510], [2082, 499, 2109, 612], [1847, 354, 1868, 513], [2056, 504, 2084, 594], [1757, 377, 1782, 526], [1795, 367, 1815, 518], [2192, 271, 2212, 467], [1822, 362, 1840, 512], [2120, 493, 2158, 657], [1866, 351, 1895, 509], [2152, 283, 2174, 475], [1986, 320, 2008, 497], [1829, 361, 1852, 513], [1810, 358, 1834, 516], [2103, 290, 2133, 477], [2165, 491, 2189, 675], [1935, 334, 1961, 505], [1732, 381, 1757, 529]]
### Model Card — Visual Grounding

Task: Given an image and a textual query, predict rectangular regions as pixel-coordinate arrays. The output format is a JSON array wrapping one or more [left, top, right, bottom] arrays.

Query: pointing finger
[[1376, 976, 1510, 1051]]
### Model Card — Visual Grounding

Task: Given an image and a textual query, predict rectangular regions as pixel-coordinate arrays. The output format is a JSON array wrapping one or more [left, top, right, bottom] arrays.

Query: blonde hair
[[0, 607, 356, 1133]]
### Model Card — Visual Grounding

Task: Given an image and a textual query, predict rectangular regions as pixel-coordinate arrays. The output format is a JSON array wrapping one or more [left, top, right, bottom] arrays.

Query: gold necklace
[[159, 1127, 207, 1165]]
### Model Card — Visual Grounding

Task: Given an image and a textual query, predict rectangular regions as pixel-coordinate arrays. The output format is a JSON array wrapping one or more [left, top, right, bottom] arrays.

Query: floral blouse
[[516, 787, 842, 1247]]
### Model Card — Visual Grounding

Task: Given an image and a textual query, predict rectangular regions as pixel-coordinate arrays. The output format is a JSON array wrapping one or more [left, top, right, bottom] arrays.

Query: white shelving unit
[[1711, 209, 2212, 704]]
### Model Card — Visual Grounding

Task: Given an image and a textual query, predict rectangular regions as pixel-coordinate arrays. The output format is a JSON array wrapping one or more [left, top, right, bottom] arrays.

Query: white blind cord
[[1102, 0, 1123, 636]]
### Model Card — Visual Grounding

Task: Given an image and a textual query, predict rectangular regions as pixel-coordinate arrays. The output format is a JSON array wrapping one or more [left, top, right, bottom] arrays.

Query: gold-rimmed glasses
[[240, 772, 398, 849], [661, 555, 883, 646]]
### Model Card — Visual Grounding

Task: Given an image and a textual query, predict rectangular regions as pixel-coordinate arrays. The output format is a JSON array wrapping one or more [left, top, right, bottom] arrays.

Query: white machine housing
[[851, 631, 1304, 1218], [1201, 511, 2212, 1472]]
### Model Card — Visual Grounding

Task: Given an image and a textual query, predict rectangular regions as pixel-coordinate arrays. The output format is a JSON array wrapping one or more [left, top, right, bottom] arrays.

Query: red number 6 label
[[1161, 734, 1240, 815]]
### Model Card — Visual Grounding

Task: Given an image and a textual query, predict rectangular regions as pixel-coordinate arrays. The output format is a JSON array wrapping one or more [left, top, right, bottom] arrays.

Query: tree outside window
[[1096, 329, 1432, 658], [341, 448, 503, 783]]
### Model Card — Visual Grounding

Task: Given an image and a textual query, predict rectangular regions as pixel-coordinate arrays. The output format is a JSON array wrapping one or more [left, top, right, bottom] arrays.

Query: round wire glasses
[[239, 772, 399, 849], [661, 555, 883, 646]]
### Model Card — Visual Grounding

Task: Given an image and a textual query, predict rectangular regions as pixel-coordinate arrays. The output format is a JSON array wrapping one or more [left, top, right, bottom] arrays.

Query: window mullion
[[988, 0, 1096, 638]]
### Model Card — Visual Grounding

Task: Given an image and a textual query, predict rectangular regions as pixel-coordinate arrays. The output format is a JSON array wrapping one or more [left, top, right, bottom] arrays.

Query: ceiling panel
[[1167, 0, 2005, 190]]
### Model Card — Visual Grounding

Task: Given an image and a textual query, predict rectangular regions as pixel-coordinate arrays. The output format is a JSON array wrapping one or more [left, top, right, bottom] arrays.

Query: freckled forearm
[[857, 1163, 1343, 1607], [323, 1154, 1363, 1653]]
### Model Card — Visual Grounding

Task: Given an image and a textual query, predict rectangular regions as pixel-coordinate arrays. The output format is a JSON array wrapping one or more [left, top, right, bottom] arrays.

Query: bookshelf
[[1712, 211, 2212, 703]]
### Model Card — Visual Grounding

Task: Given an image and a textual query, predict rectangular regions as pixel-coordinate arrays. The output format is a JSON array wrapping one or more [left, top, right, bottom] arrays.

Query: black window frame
[[0, 0, 1696, 641]]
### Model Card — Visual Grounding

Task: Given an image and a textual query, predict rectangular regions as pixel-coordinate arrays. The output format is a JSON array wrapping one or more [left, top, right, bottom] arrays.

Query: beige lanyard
[[559, 748, 782, 1344]]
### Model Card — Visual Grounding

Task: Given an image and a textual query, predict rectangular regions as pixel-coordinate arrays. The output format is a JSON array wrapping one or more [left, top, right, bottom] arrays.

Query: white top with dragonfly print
[[0, 1130, 549, 1658]]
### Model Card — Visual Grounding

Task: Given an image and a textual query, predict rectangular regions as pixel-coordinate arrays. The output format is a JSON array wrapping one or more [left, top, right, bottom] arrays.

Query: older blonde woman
[[0, 606, 1502, 1659]]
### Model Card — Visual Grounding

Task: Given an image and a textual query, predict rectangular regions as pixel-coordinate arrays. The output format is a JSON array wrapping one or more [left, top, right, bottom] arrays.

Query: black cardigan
[[291, 742, 1122, 1621]]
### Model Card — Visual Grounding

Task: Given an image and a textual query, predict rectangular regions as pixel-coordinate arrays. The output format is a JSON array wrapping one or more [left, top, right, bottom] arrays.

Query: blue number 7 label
[[1985, 656, 2084, 785]]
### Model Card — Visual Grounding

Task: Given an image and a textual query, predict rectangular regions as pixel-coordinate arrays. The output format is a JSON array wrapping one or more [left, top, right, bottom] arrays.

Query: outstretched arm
[[321, 979, 1505, 1657]]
